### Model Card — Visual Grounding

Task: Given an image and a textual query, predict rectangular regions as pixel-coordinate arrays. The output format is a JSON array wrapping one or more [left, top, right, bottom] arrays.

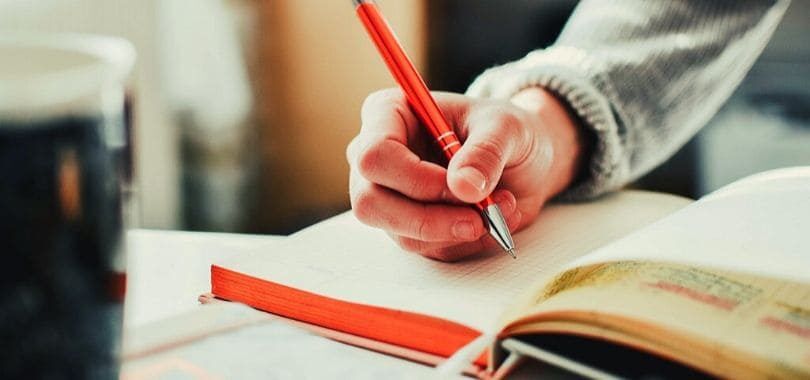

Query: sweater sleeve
[[466, 0, 789, 199]]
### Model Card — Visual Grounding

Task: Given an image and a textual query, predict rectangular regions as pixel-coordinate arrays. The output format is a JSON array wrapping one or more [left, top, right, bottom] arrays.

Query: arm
[[347, 0, 787, 261], [467, 0, 789, 199]]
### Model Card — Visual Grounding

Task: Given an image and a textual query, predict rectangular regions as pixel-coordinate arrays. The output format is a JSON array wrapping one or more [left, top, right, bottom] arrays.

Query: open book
[[209, 167, 810, 378]]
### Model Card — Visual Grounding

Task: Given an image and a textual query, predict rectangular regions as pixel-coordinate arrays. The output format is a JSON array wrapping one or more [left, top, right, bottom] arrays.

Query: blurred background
[[3, 0, 807, 235]]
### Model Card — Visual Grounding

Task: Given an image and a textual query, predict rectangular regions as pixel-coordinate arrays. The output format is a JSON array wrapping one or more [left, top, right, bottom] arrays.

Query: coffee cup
[[0, 33, 135, 379]]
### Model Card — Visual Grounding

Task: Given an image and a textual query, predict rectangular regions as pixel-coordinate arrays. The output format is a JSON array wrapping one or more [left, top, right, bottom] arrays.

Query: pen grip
[[355, 2, 494, 212], [355, 2, 461, 162]]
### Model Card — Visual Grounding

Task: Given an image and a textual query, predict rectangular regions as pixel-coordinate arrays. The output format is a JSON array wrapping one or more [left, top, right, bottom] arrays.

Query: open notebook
[[210, 167, 810, 378]]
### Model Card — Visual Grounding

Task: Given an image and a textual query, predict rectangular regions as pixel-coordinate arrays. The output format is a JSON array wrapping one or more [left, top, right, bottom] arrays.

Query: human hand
[[347, 87, 585, 261]]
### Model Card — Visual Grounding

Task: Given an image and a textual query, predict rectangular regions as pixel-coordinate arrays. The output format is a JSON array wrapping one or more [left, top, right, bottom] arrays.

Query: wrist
[[510, 86, 587, 199]]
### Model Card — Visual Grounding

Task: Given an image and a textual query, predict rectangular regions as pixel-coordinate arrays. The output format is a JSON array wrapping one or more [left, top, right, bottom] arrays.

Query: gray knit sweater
[[466, 0, 789, 199]]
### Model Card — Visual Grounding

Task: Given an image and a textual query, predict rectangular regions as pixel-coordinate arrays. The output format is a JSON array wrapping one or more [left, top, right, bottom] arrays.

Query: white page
[[569, 167, 810, 284], [216, 191, 689, 331]]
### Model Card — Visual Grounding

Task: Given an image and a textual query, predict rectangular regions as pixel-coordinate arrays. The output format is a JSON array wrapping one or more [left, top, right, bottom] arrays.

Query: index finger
[[352, 90, 460, 202], [360, 88, 473, 146], [360, 88, 419, 145]]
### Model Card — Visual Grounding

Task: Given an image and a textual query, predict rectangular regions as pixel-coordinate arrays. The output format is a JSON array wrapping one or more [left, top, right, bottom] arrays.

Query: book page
[[505, 261, 810, 377], [567, 167, 810, 284], [215, 191, 689, 331]]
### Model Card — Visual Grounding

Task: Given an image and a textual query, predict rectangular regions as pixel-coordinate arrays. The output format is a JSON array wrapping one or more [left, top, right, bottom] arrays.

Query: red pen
[[353, 0, 516, 258]]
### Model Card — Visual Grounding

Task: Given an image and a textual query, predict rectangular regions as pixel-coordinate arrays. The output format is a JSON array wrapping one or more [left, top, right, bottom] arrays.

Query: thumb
[[446, 112, 526, 203]]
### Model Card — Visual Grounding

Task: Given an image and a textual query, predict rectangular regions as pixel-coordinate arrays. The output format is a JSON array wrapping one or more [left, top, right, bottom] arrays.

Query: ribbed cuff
[[465, 46, 628, 200]]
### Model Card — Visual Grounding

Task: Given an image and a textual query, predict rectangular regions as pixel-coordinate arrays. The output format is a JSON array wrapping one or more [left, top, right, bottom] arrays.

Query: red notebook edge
[[209, 264, 489, 370]]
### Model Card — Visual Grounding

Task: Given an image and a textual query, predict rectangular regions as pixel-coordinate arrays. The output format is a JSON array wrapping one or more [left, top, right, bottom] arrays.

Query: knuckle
[[406, 177, 422, 199], [406, 170, 434, 200], [362, 88, 403, 111], [468, 139, 505, 172], [351, 187, 378, 224], [410, 214, 432, 242], [357, 142, 383, 178]]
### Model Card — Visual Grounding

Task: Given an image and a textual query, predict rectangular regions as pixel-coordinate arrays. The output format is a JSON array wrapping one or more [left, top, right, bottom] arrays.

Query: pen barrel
[[355, 2, 460, 163], [355, 2, 495, 213], [477, 196, 494, 210]]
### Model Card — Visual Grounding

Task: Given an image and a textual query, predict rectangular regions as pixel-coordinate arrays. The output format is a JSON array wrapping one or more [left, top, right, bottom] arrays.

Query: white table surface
[[122, 229, 443, 379], [124, 229, 286, 327]]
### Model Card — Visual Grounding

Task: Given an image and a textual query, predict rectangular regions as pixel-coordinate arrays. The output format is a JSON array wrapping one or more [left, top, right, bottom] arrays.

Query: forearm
[[467, 0, 789, 199]]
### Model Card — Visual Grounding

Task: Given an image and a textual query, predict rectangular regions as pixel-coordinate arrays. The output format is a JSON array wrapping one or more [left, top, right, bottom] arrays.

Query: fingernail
[[452, 220, 477, 240], [458, 167, 487, 193]]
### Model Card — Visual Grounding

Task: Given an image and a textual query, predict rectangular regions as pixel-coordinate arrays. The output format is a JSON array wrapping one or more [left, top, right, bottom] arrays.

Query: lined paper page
[[570, 167, 810, 284], [216, 191, 689, 331]]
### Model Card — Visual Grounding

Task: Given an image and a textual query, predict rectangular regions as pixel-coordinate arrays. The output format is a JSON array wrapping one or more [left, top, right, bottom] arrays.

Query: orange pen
[[353, 0, 516, 258]]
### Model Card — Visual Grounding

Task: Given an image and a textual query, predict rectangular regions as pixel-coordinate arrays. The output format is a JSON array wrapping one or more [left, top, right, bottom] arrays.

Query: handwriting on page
[[528, 261, 810, 376], [538, 262, 763, 309]]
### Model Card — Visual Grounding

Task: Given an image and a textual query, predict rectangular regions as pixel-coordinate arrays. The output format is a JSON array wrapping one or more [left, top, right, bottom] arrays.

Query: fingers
[[350, 176, 488, 242], [349, 89, 537, 262], [423, 207, 522, 262], [447, 106, 532, 203], [358, 88, 416, 145], [390, 190, 523, 262], [348, 88, 470, 203], [351, 137, 455, 203], [357, 89, 466, 147]]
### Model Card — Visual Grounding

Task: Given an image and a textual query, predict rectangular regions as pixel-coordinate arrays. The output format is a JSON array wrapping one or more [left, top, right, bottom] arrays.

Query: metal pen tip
[[481, 203, 517, 259]]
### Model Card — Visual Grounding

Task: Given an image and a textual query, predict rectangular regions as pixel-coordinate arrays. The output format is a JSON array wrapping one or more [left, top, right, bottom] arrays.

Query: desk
[[122, 229, 440, 378], [124, 229, 286, 327]]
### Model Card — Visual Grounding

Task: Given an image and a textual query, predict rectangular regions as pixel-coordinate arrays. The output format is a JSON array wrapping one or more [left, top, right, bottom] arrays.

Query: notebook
[[209, 167, 810, 378]]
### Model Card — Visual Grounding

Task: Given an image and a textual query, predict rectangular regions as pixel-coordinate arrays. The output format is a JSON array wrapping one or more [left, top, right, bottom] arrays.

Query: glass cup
[[0, 33, 135, 378]]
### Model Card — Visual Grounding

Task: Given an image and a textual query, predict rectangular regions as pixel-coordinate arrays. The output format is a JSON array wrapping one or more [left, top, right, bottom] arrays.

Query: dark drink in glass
[[0, 34, 135, 379]]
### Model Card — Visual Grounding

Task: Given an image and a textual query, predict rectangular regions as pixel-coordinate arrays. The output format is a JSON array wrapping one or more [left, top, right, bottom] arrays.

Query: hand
[[347, 87, 585, 261]]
